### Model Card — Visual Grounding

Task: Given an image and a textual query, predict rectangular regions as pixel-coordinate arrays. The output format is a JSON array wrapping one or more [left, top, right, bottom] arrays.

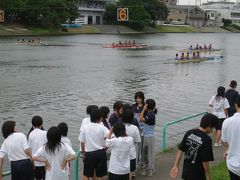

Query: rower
[[175, 53, 179, 60], [133, 40, 136, 45], [209, 44, 212, 50], [192, 52, 196, 59], [186, 52, 190, 60], [180, 53, 185, 60], [196, 44, 199, 50], [199, 45, 203, 50], [189, 45, 193, 50], [119, 41, 122, 45], [204, 44, 207, 50], [196, 52, 200, 58], [112, 42, 115, 45]]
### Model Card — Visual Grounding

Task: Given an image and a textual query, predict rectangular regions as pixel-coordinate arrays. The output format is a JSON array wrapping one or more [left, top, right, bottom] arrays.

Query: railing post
[[74, 150, 81, 180], [162, 123, 168, 152]]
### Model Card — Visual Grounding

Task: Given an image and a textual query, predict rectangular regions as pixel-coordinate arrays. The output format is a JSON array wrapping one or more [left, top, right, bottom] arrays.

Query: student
[[122, 104, 139, 129], [175, 53, 179, 60], [132, 91, 145, 128], [170, 113, 218, 180], [204, 44, 207, 50], [180, 53, 185, 61], [80, 109, 109, 180], [222, 95, 240, 180], [33, 127, 76, 180], [209, 86, 230, 146], [106, 122, 135, 180], [99, 106, 111, 130], [196, 44, 199, 50], [28, 116, 47, 180], [225, 80, 239, 117], [122, 110, 141, 179], [139, 99, 157, 177], [189, 45, 193, 51], [109, 101, 123, 127], [0, 121, 34, 180]]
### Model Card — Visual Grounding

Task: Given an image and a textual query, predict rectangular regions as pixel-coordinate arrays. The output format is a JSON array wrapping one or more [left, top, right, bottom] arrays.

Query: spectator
[[170, 113, 218, 180], [225, 80, 239, 117]]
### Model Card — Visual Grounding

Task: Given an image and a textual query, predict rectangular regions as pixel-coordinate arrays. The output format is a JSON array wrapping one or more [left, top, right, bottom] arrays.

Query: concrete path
[[136, 147, 225, 180]]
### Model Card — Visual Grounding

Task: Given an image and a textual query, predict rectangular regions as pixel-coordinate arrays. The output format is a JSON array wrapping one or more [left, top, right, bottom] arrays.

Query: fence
[[162, 112, 207, 151]]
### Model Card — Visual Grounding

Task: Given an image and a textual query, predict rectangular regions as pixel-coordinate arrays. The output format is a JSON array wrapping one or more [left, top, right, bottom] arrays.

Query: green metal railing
[[74, 150, 81, 180], [3, 171, 11, 177], [162, 112, 207, 151]]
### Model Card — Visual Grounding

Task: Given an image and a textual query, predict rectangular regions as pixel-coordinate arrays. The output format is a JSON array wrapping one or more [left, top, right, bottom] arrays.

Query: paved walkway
[[137, 147, 225, 180]]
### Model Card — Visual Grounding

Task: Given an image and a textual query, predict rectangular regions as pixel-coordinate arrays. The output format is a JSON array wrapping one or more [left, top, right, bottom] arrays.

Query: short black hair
[[230, 80, 237, 88], [123, 103, 132, 111], [113, 122, 126, 138], [57, 122, 68, 137], [200, 113, 218, 129], [86, 105, 98, 115], [90, 109, 102, 123], [113, 101, 123, 111], [32, 116, 43, 127], [146, 99, 157, 114], [2, 121, 16, 139], [236, 95, 240, 108], [99, 106, 110, 119], [135, 91, 145, 103], [122, 109, 134, 124]]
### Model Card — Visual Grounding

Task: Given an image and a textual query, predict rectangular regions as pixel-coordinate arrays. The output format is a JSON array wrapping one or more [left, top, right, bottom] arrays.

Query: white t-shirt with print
[[34, 143, 76, 180], [106, 136, 135, 175], [0, 133, 30, 161], [79, 123, 109, 152], [28, 128, 47, 166], [222, 113, 240, 176], [209, 95, 230, 118]]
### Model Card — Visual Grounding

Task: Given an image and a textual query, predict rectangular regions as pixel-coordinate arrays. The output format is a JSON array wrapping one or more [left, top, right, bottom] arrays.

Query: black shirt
[[109, 113, 121, 127], [225, 89, 239, 117], [132, 104, 144, 115], [178, 129, 214, 180], [144, 111, 156, 126]]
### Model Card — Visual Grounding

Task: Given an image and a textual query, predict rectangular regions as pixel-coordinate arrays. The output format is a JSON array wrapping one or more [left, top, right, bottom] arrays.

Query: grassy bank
[[211, 161, 229, 180], [156, 25, 200, 33]]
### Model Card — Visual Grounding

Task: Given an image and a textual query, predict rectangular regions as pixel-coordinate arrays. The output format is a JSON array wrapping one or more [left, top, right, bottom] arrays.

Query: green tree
[[103, 4, 118, 24]]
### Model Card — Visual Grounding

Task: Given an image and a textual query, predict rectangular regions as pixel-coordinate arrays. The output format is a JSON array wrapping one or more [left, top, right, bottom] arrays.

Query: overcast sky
[[179, 0, 236, 5]]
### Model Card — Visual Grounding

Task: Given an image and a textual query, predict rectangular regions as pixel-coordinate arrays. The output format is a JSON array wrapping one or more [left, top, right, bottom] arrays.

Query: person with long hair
[[139, 99, 157, 177], [209, 86, 230, 147], [0, 121, 34, 180], [33, 127, 76, 180], [28, 116, 47, 180]]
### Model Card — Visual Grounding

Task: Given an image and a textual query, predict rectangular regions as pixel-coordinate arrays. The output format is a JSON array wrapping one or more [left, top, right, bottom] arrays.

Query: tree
[[103, 4, 118, 24], [222, 18, 232, 27]]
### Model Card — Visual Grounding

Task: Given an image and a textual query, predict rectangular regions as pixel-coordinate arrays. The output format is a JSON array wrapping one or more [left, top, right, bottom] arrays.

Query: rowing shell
[[180, 49, 221, 53], [164, 56, 224, 64], [102, 43, 147, 49]]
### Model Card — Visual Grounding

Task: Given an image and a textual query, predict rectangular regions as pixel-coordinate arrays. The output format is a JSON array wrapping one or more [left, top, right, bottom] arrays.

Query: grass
[[156, 25, 199, 33], [211, 161, 230, 180]]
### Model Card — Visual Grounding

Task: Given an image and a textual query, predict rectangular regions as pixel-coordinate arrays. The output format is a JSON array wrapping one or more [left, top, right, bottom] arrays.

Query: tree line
[[0, 0, 79, 30], [103, 0, 168, 30]]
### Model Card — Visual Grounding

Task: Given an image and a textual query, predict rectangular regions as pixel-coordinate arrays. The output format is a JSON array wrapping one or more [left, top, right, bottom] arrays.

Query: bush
[[222, 18, 232, 26]]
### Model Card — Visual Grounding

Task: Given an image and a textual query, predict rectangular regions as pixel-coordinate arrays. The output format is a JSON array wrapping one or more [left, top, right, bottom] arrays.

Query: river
[[0, 33, 239, 158]]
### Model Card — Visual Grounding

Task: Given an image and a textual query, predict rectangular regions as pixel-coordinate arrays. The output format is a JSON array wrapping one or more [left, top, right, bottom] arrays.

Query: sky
[[179, 0, 236, 5]]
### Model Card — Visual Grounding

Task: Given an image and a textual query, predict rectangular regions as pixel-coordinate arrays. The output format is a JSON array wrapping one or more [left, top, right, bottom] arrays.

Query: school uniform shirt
[[109, 113, 120, 127], [0, 133, 30, 161], [132, 104, 144, 130], [225, 89, 239, 116], [125, 123, 141, 159], [61, 137, 72, 148], [178, 129, 214, 180], [106, 137, 135, 175], [143, 111, 156, 137], [209, 96, 230, 118], [28, 128, 47, 166], [34, 143, 76, 180], [79, 122, 109, 152], [222, 113, 240, 176]]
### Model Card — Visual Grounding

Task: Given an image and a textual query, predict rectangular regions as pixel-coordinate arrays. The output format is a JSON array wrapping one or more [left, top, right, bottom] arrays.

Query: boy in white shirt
[[106, 122, 135, 180], [80, 109, 109, 180], [28, 116, 47, 180]]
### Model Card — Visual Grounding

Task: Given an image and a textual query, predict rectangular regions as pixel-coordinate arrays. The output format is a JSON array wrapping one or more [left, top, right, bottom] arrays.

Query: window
[[211, 13, 215, 17], [169, 19, 173, 21], [178, 19, 181, 21]]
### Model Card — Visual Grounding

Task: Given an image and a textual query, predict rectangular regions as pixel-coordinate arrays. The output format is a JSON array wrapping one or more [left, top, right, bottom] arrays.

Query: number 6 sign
[[117, 8, 128, 22], [0, 11, 4, 23]]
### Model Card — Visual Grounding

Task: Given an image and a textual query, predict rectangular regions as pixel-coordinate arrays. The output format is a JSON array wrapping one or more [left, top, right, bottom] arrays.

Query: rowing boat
[[180, 48, 221, 53], [102, 43, 147, 49], [164, 56, 224, 64]]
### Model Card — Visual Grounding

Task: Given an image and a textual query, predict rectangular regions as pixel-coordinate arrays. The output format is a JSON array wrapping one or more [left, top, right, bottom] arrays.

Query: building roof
[[169, 5, 205, 12]]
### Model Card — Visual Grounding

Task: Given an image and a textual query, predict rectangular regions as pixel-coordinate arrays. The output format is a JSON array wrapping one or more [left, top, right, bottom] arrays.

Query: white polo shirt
[[79, 122, 109, 152], [222, 113, 240, 176], [28, 128, 47, 166], [209, 96, 230, 118], [61, 137, 72, 147], [0, 133, 30, 161], [106, 136, 135, 175]]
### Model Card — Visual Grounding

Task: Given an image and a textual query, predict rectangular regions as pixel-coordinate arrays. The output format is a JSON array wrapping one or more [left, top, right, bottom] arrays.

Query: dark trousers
[[229, 170, 240, 180], [108, 172, 129, 180], [11, 159, 34, 180], [34, 166, 45, 180]]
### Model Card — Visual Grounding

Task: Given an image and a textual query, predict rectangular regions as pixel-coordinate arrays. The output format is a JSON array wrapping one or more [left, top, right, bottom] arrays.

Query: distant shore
[[0, 24, 236, 36]]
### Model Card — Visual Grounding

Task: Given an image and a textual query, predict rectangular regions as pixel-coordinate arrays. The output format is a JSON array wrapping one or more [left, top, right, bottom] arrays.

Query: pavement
[[136, 146, 226, 180]]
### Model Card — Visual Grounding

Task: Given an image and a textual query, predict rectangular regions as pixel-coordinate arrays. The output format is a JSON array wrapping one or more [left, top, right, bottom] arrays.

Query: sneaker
[[214, 143, 222, 147], [146, 170, 153, 177]]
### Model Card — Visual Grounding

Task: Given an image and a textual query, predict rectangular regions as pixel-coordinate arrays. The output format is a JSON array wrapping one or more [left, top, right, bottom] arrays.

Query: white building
[[77, 0, 116, 25], [201, 1, 240, 26]]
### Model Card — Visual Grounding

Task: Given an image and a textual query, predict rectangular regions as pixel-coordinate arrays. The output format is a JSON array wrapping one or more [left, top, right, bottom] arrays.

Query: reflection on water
[[1, 33, 240, 154]]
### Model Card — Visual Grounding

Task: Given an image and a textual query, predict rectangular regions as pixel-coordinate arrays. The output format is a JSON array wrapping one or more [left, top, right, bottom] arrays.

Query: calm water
[[0, 33, 240, 155]]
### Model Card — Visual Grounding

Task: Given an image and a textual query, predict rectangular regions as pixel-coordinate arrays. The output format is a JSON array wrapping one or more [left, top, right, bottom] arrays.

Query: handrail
[[2, 171, 11, 177], [162, 112, 207, 151], [74, 150, 81, 180]]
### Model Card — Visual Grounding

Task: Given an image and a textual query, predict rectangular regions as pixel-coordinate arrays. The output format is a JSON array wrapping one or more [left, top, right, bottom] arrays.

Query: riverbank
[[0, 24, 233, 36]]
